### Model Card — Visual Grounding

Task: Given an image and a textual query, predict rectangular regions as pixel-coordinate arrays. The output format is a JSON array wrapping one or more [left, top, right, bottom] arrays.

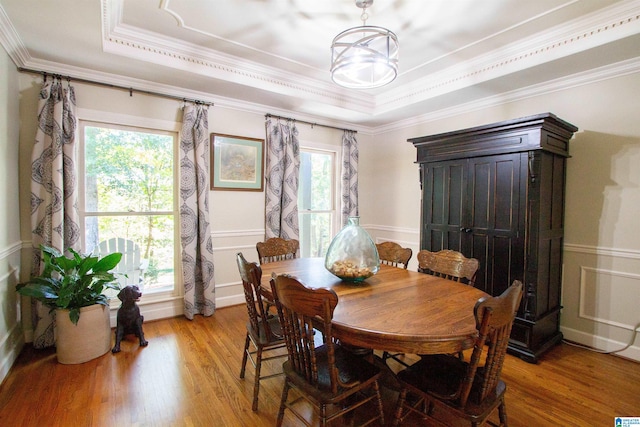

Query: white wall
[[0, 46, 23, 384], [359, 71, 640, 361]]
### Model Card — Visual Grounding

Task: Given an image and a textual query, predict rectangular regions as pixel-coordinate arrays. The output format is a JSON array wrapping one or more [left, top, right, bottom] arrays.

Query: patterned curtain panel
[[29, 77, 81, 348], [179, 103, 215, 319], [341, 130, 359, 226], [264, 118, 300, 239]]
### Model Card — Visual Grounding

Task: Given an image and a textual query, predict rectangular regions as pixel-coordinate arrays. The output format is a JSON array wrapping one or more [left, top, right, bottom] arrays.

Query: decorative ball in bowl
[[327, 259, 378, 282]]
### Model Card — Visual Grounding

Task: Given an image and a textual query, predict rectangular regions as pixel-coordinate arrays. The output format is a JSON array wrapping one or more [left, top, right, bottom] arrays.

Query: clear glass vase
[[325, 217, 380, 282]]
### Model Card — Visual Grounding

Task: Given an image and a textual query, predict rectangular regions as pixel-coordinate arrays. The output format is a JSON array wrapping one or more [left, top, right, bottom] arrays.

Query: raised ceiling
[[1, 0, 639, 129]]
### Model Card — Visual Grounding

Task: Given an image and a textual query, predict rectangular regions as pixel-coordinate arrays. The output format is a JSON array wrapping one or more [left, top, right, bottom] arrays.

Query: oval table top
[[260, 257, 489, 355]]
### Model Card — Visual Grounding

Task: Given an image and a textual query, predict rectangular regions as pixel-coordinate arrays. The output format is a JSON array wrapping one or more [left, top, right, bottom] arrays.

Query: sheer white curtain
[[264, 118, 300, 239], [341, 130, 359, 226], [29, 77, 81, 348], [179, 103, 215, 319]]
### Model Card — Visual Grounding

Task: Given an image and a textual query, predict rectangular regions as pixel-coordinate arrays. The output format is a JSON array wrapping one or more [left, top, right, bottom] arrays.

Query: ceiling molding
[[0, 3, 30, 66], [158, 0, 321, 73], [372, 56, 640, 134], [14, 57, 373, 134], [100, 0, 640, 119], [11, 47, 640, 138], [376, 0, 640, 114], [103, 0, 375, 115]]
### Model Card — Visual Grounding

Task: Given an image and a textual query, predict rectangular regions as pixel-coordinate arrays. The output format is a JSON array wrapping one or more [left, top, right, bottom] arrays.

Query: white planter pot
[[55, 304, 111, 364]]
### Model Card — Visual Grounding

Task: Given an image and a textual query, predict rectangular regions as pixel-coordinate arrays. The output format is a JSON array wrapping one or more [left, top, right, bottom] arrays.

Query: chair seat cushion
[[283, 344, 381, 402], [247, 315, 283, 345], [397, 354, 467, 400], [396, 354, 504, 408]]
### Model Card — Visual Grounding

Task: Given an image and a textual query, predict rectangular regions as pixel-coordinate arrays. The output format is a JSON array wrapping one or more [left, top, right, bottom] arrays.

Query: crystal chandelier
[[330, 0, 399, 89]]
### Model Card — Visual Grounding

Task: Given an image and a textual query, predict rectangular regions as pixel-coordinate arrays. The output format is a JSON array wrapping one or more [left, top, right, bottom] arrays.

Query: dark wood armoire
[[409, 113, 578, 363]]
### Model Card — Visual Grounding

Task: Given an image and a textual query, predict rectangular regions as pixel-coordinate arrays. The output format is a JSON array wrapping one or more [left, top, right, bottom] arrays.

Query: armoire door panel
[[552, 156, 566, 229], [421, 160, 466, 250], [537, 239, 551, 314], [534, 236, 565, 318], [471, 233, 521, 296], [469, 160, 491, 230], [465, 153, 523, 296], [494, 158, 519, 231], [470, 232, 489, 289], [549, 237, 563, 310], [490, 235, 517, 297], [467, 154, 520, 232]]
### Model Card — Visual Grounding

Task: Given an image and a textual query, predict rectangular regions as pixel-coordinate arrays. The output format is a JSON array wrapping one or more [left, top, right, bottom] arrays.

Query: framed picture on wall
[[210, 133, 264, 191]]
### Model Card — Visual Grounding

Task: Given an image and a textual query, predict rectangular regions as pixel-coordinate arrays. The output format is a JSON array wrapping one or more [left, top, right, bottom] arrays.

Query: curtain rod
[[265, 113, 356, 133], [18, 67, 213, 107]]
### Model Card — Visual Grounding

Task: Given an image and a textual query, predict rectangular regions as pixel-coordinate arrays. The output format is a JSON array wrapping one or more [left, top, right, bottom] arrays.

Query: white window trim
[[299, 139, 341, 241], [77, 109, 184, 321]]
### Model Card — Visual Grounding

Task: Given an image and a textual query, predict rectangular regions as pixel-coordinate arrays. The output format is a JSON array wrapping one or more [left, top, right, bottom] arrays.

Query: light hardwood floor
[[1, 304, 639, 426]]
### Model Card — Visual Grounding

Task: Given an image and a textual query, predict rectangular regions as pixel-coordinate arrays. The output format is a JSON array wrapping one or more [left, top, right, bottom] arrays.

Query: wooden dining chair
[[376, 241, 412, 269], [270, 273, 385, 427], [236, 252, 287, 411], [256, 237, 300, 315], [392, 280, 524, 427], [256, 237, 299, 264], [417, 249, 479, 285]]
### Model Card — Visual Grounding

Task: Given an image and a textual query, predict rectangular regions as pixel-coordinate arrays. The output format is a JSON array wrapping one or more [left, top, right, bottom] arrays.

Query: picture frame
[[210, 133, 264, 191]]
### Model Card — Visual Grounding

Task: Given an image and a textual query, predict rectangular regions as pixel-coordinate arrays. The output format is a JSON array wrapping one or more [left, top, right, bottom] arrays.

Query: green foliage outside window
[[83, 125, 176, 291]]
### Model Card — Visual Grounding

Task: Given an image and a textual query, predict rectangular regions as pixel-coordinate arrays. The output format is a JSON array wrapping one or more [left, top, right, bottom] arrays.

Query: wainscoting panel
[[579, 266, 640, 331], [365, 223, 420, 270], [562, 244, 640, 362], [212, 228, 265, 309], [0, 242, 24, 385]]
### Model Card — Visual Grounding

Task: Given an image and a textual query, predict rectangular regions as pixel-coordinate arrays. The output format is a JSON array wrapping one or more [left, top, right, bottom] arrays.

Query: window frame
[[298, 141, 340, 257], [78, 115, 182, 302]]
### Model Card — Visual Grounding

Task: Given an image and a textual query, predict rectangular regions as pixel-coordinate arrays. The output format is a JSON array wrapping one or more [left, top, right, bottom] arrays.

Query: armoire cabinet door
[[466, 153, 526, 297], [421, 159, 466, 252], [421, 153, 525, 297]]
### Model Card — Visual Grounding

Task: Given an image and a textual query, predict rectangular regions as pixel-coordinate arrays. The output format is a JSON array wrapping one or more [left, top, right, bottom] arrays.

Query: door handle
[[460, 227, 472, 233]]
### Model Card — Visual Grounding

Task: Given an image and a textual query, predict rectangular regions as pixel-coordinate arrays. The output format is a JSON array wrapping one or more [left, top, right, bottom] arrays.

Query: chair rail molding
[[564, 243, 640, 260], [211, 229, 265, 239]]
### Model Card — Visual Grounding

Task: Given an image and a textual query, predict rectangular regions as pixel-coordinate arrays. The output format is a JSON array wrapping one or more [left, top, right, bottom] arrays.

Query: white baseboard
[[560, 326, 640, 362], [0, 323, 25, 385], [122, 293, 244, 323], [215, 294, 245, 309]]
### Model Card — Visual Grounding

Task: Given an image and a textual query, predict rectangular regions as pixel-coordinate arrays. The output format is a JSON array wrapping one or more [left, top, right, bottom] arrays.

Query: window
[[298, 147, 337, 257], [80, 121, 178, 295]]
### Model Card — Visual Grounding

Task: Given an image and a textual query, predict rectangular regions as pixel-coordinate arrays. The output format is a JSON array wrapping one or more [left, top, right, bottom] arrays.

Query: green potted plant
[[17, 245, 123, 364]]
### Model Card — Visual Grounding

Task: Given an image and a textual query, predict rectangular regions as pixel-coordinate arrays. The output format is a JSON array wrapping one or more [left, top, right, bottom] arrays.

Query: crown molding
[[0, 3, 30, 65], [11, 40, 640, 140], [102, 0, 640, 119], [373, 56, 640, 134], [375, 0, 640, 114], [102, 0, 375, 115], [16, 57, 373, 134], [13, 52, 640, 138]]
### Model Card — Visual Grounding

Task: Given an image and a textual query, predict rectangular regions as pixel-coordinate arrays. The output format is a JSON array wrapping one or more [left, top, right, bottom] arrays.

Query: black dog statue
[[112, 285, 148, 353]]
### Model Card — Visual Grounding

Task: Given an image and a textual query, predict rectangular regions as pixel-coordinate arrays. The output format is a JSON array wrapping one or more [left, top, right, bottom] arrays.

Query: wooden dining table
[[260, 257, 489, 355]]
